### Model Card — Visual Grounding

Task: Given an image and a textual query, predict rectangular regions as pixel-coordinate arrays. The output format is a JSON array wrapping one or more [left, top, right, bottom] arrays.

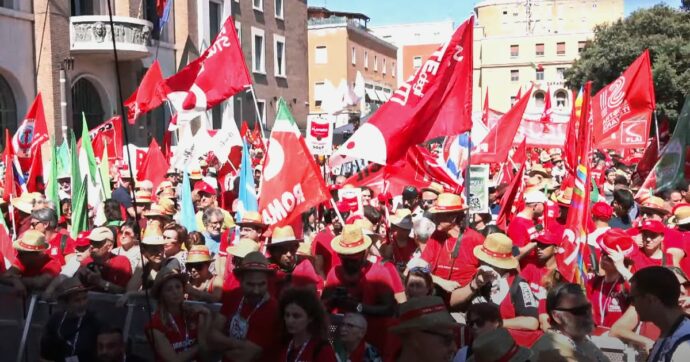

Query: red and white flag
[[329, 17, 474, 167], [592, 50, 655, 148], [12, 93, 49, 172], [124, 61, 165, 124], [159, 17, 251, 129], [78, 116, 124, 162], [539, 87, 553, 132]]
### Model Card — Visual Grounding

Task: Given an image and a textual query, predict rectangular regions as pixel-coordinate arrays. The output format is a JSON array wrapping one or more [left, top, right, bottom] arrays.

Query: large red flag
[[564, 90, 581, 172], [592, 50, 655, 148], [511, 138, 527, 166], [26, 146, 43, 193], [78, 116, 123, 162], [497, 161, 526, 230], [160, 17, 251, 128], [631, 137, 657, 186], [472, 86, 533, 164], [259, 99, 330, 228], [330, 17, 474, 167], [12, 93, 49, 172], [124, 61, 165, 124], [137, 138, 170, 194], [481, 87, 489, 127]]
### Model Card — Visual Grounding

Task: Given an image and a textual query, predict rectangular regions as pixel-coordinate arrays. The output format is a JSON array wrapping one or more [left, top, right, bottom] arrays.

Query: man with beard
[[195, 181, 234, 231], [323, 225, 396, 359], [266, 225, 301, 297], [531, 283, 608, 361], [77, 227, 131, 293], [313, 208, 345, 278], [507, 191, 547, 267], [201, 207, 225, 255]]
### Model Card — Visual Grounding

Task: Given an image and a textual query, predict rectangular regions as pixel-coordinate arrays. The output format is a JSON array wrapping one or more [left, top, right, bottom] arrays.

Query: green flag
[[70, 131, 82, 199], [47, 139, 61, 218], [99, 140, 112, 199], [56, 141, 70, 178], [80, 114, 98, 184], [653, 96, 690, 193], [71, 175, 89, 238]]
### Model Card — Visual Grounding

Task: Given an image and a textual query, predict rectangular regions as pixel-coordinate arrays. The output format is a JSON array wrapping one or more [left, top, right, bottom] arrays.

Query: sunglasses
[[89, 239, 108, 248], [409, 266, 431, 274], [554, 303, 592, 316]]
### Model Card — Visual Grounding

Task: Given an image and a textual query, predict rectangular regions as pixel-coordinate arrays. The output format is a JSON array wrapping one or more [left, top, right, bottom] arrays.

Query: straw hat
[[233, 251, 276, 275], [236, 211, 267, 229], [389, 209, 412, 225], [672, 204, 690, 226], [134, 190, 153, 204], [551, 154, 563, 163], [640, 196, 670, 215], [144, 198, 176, 217], [10, 192, 42, 214], [152, 267, 188, 299], [189, 168, 203, 180], [186, 245, 214, 263], [156, 181, 175, 195], [469, 328, 532, 362], [351, 217, 379, 237], [539, 151, 551, 163], [56, 277, 91, 300], [331, 224, 373, 255], [528, 164, 551, 178], [13, 230, 49, 252], [136, 179, 153, 191], [296, 241, 313, 258], [473, 233, 518, 270], [551, 187, 572, 206], [420, 182, 444, 195], [427, 193, 466, 214], [142, 223, 166, 245], [270, 225, 303, 246], [165, 167, 178, 176], [391, 214, 413, 231], [227, 238, 261, 258], [390, 296, 456, 334]]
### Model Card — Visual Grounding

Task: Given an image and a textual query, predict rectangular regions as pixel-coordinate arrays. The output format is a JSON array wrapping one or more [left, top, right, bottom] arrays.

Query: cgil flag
[[258, 99, 330, 228], [330, 16, 474, 167], [12, 93, 49, 172]]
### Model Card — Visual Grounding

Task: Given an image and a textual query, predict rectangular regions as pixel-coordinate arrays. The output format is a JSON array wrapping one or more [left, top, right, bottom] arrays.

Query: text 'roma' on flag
[[12, 93, 48, 172], [259, 98, 330, 228], [329, 16, 474, 168]]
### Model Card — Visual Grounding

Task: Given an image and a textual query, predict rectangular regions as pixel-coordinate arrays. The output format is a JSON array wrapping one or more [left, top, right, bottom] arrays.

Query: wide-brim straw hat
[[390, 296, 456, 334], [226, 238, 261, 258], [10, 192, 42, 214], [236, 211, 268, 229], [473, 233, 518, 270], [189, 168, 203, 180], [13, 230, 49, 252], [331, 224, 372, 255], [152, 267, 188, 299], [233, 251, 276, 275], [468, 328, 533, 362], [389, 209, 412, 227], [186, 245, 214, 263], [269, 225, 303, 246], [427, 193, 466, 214], [391, 215, 413, 230], [673, 203, 690, 226], [420, 182, 444, 195], [144, 198, 176, 217], [134, 190, 153, 204], [529, 164, 551, 178], [296, 241, 313, 257], [56, 277, 91, 299], [639, 196, 670, 215], [551, 187, 573, 206], [142, 222, 167, 245], [118, 168, 134, 180]]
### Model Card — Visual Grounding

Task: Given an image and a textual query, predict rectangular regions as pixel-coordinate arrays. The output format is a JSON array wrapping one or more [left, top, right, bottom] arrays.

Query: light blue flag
[[236, 141, 258, 221], [180, 169, 197, 232]]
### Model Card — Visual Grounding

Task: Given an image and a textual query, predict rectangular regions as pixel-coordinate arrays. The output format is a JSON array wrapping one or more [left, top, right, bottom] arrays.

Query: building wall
[[401, 43, 441, 81]]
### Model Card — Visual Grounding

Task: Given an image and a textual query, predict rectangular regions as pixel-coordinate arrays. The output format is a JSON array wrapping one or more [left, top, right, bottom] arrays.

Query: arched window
[[533, 91, 545, 108], [72, 77, 104, 136], [0, 75, 17, 148], [555, 90, 568, 110]]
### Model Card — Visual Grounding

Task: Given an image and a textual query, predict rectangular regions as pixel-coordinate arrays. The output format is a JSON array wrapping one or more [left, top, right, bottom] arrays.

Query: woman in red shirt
[[146, 267, 210, 362], [278, 288, 337, 362]]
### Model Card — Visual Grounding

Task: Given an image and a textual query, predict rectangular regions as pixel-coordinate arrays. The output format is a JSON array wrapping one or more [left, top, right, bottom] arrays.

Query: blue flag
[[236, 141, 258, 221], [180, 169, 197, 232], [159, 0, 173, 33]]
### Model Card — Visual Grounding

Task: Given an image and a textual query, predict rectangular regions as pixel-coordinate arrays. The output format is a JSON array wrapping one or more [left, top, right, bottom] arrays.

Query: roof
[[307, 7, 370, 22]]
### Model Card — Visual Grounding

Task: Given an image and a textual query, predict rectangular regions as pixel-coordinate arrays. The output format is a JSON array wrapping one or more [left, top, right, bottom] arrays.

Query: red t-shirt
[[278, 338, 337, 362], [80, 254, 133, 287], [420, 229, 484, 285], [586, 276, 629, 328], [389, 238, 417, 271], [381, 261, 404, 294], [629, 248, 673, 271], [507, 216, 535, 248], [493, 273, 542, 347], [145, 310, 200, 362], [12, 254, 61, 277], [313, 228, 339, 275], [46, 231, 76, 266], [219, 289, 281, 362]]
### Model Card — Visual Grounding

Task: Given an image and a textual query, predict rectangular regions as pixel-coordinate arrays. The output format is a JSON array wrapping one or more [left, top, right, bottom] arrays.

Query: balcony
[[70, 15, 153, 60]]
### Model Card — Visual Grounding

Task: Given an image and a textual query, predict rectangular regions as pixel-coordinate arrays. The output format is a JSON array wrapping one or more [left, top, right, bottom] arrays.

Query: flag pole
[[654, 110, 661, 150], [464, 131, 472, 227], [248, 85, 268, 138]]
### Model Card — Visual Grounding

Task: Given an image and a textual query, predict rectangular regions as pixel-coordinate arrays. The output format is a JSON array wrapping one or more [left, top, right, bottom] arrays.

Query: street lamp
[[59, 57, 75, 143]]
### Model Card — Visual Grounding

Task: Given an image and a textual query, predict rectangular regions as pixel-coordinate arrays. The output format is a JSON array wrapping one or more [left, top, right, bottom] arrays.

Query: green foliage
[[565, 5, 690, 122]]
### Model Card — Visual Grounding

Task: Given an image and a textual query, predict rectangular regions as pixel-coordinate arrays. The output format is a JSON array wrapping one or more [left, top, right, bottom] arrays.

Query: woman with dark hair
[[112, 220, 142, 271], [404, 263, 434, 299], [163, 223, 189, 270], [103, 199, 124, 227], [278, 288, 337, 362]]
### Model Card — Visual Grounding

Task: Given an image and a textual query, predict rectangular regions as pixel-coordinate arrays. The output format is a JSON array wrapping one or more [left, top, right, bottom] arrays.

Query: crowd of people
[[2, 145, 690, 362]]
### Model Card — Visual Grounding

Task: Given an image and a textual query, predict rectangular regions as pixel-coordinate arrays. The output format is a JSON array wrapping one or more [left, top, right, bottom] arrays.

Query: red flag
[[160, 18, 251, 128], [137, 138, 170, 193], [124, 61, 165, 124], [26, 146, 44, 193], [511, 138, 527, 166], [515, 87, 522, 101], [161, 131, 172, 163], [330, 17, 474, 167], [632, 137, 657, 185], [564, 91, 580, 171], [481, 87, 489, 127], [472, 85, 533, 164], [497, 161, 526, 230], [156, 0, 166, 17], [592, 50, 655, 148], [78, 116, 124, 162], [12, 93, 49, 172], [2, 130, 18, 202], [540, 87, 553, 132], [251, 121, 266, 153], [240, 121, 249, 139], [0, 222, 17, 267]]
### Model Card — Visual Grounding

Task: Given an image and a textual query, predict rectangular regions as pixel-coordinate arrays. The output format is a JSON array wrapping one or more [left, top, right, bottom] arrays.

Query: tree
[[566, 5, 690, 122]]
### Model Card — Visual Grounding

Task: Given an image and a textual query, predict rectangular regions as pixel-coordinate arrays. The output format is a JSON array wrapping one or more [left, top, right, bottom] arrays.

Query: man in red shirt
[[265, 225, 300, 297], [629, 220, 674, 270], [421, 193, 484, 290], [77, 227, 132, 293], [30, 207, 75, 266], [634, 196, 685, 265], [384, 210, 416, 272], [507, 191, 547, 266], [0, 230, 61, 296], [210, 252, 281, 362]]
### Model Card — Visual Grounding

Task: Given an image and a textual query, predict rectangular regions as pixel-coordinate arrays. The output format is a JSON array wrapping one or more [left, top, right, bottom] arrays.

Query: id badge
[[229, 314, 249, 340], [65, 356, 79, 362]]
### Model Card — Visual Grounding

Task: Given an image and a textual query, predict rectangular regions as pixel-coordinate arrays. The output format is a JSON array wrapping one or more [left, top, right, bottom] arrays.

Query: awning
[[365, 88, 379, 102], [375, 90, 388, 102]]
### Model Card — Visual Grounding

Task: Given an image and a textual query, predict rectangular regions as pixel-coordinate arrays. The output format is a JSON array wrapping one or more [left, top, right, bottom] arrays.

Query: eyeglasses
[[554, 303, 592, 316], [421, 329, 455, 345], [409, 266, 431, 274]]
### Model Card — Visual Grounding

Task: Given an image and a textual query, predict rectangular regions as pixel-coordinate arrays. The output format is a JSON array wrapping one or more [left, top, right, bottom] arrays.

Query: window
[[0, 75, 17, 144], [274, 35, 286, 77], [555, 90, 568, 109], [557, 67, 566, 81], [211, 103, 223, 129], [71, 78, 104, 137], [209, 1, 222, 42], [315, 46, 328, 64], [351, 47, 356, 65], [256, 99, 266, 126], [364, 51, 369, 69], [71, 0, 103, 15], [510, 96, 517, 106], [556, 42, 566, 56], [510, 69, 519, 82], [536, 69, 544, 80], [235, 21, 242, 44], [374, 55, 378, 72], [234, 97, 243, 124], [1, 0, 13, 9], [314, 82, 325, 107], [274, 0, 283, 19], [535, 43, 544, 56], [413, 56, 422, 69], [253, 0, 263, 11], [392, 61, 396, 77], [578, 41, 587, 54], [251, 27, 266, 73], [383, 58, 386, 75], [510, 44, 519, 57], [534, 91, 545, 108]]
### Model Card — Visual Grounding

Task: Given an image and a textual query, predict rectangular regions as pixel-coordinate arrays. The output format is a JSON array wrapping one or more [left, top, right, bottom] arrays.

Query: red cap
[[598, 228, 635, 257], [536, 230, 560, 246], [639, 219, 665, 234], [592, 202, 613, 221], [75, 231, 91, 248], [193, 181, 216, 195]]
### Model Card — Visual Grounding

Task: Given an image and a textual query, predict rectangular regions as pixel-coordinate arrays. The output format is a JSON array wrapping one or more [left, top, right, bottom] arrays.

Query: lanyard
[[167, 312, 191, 350], [598, 277, 620, 325], [57, 313, 84, 356], [235, 294, 269, 322], [286, 337, 311, 362]]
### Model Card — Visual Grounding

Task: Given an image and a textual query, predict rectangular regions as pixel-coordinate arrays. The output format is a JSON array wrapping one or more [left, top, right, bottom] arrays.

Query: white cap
[[524, 191, 548, 204]]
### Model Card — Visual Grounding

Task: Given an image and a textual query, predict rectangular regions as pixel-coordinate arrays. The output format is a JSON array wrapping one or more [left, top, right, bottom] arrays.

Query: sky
[[307, 0, 683, 27]]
